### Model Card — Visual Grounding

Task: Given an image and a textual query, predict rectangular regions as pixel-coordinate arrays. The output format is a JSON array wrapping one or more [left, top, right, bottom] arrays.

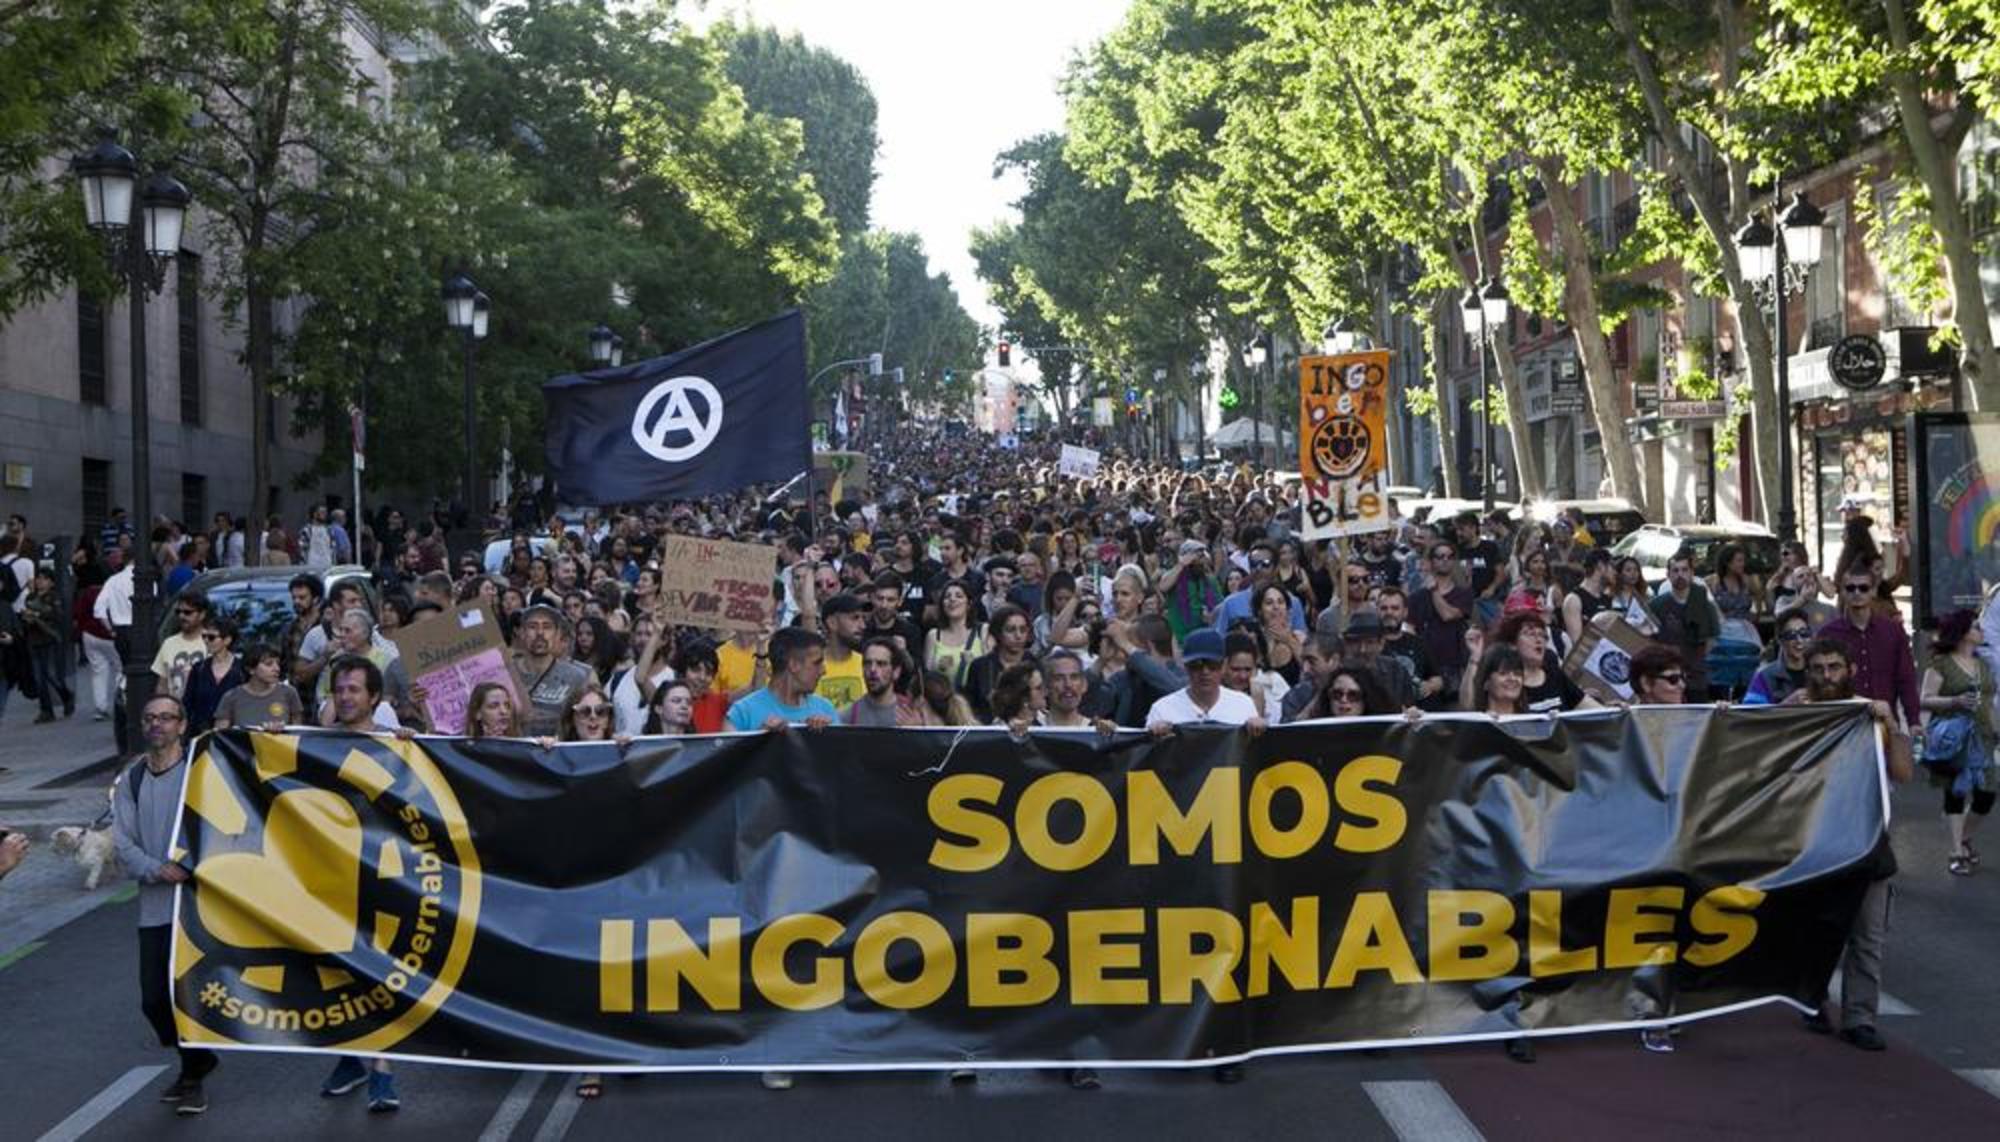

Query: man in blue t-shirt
[[726, 626, 838, 731]]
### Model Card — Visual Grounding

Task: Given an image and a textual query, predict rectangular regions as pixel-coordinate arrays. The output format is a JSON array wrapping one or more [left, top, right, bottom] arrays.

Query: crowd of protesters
[[0, 425, 1972, 1112]]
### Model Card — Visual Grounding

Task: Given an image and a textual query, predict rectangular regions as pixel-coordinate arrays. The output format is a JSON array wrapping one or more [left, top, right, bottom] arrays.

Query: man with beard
[[1651, 553, 1721, 701], [509, 604, 593, 735], [865, 574, 923, 655], [112, 695, 220, 1115], [813, 593, 869, 711], [1355, 530, 1403, 592], [1340, 609, 1416, 710], [1042, 649, 1116, 734], [845, 636, 928, 726], [1784, 638, 1913, 1051], [1376, 587, 1445, 709]]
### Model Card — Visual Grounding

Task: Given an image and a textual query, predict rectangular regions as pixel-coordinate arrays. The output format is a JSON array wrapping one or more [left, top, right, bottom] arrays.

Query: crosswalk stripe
[[1363, 1079, 1484, 1142], [1957, 1069, 2000, 1100], [530, 1077, 588, 1142], [476, 1070, 551, 1142], [36, 1064, 169, 1142]]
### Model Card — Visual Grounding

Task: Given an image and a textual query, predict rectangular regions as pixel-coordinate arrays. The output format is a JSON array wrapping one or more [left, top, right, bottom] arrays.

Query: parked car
[[1524, 498, 1649, 548], [159, 564, 378, 647], [1609, 525, 1781, 590]]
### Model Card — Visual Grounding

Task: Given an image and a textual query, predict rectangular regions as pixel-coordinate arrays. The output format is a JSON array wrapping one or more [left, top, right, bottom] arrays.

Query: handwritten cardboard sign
[[1059, 444, 1101, 477], [389, 602, 518, 735], [1561, 612, 1655, 703], [1298, 351, 1394, 538], [658, 535, 776, 634]]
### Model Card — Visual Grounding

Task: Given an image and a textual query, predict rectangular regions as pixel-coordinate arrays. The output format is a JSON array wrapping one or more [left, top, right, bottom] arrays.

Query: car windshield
[[200, 580, 300, 648]]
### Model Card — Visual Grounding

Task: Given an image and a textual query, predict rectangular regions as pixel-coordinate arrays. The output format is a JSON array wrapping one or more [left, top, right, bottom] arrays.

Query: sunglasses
[[141, 712, 183, 725], [1655, 672, 1686, 685], [1250, 558, 1274, 569], [1781, 629, 1813, 641], [573, 704, 611, 718], [1842, 583, 1873, 594], [176, 608, 198, 616]]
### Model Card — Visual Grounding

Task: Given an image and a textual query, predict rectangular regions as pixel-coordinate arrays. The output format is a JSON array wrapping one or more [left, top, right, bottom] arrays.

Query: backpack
[[0, 556, 22, 606]]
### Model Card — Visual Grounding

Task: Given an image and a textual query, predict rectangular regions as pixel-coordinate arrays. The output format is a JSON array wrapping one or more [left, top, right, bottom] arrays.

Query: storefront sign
[[1660, 400, 1728, 420], [1829, 335, 1887, 392]]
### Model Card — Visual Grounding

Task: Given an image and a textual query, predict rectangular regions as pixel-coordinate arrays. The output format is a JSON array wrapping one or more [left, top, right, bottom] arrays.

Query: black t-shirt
[[1382, 630, 1440, 707], [1463, 539, 1503, 595], [1521, 650, 1585, 714], [1358, 552, 1402, 592], [864, 613, 924, 655], [897, 559, 940, 622]]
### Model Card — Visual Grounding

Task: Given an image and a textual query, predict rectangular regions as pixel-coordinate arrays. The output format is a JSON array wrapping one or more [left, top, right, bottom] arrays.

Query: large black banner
[[169, 706, 1887, 1070]]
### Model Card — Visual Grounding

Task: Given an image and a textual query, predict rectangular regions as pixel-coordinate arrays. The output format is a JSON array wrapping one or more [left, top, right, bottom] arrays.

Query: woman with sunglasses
[[551, 682, 626, 1100], [182, 616, 245, 734], [1743, 610, 1815, 706]]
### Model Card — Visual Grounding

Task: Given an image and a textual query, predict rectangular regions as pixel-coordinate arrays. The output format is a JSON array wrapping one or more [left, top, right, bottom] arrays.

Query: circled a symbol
[[631, 376, 725, 462], [1311, 416, 1372, 480]]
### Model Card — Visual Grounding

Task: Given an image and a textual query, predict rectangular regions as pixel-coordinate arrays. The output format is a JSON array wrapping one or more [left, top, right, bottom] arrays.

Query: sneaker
[[1839, 1025, 1887, 1052], [760, 1071, 794, 1091], [949, 1067, 978, 1084], [1802, 1010, 1834, 1035], [175, 1081, 208, 1116], [159, 1076, 192, 1104], [321, 1056, 369, 1097], [366, 1071, 400, 1113], [1066, 1068, 1101, 1091], [1640, 1028, 1675, 1053]]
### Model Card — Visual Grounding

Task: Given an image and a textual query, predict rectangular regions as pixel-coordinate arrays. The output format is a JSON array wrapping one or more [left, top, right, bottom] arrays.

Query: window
[[178, 253, 201, 425], [78, 293, 107, 405], [181, 473, 207, 529], [81, 458, 111, 536]]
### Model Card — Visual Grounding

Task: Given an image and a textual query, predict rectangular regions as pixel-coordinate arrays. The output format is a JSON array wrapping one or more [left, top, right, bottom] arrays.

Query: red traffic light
[[997, 340, 1011, 366]]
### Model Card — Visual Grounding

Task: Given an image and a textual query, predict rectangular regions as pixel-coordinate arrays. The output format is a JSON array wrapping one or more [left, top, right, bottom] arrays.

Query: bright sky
[[691, 0, 1131, 331]]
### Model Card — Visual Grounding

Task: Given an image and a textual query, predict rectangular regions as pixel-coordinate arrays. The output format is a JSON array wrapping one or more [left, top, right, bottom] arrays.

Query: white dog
[[50, 825, 119, 890]]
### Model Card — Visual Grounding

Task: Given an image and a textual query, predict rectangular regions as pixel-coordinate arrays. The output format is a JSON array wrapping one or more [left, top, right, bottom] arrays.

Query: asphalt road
[[3, 737, 1998, 1140]]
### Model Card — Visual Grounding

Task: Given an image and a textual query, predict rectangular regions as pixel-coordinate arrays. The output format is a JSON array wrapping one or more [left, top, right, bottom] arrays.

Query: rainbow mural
[[1938, 461, 2000, 557]]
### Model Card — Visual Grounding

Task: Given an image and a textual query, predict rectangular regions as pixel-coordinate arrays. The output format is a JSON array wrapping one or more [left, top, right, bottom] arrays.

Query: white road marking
[[1957, 1069, 2000, 1100], [476, 1070, 551, 1142], [530, 1077, 587, 1142], [36, 1064, 169, 1142], [1363, 1079, 1485, 1142]]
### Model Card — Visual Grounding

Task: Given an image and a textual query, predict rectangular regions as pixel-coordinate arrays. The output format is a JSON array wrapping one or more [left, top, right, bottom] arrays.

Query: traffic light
[[997, 340, 1011, 366]]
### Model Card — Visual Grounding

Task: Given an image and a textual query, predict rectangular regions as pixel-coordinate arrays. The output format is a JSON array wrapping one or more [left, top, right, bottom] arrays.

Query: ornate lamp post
[[1460, 277, 1511, 512], [443, 275, 489, 519], [71, 132, 191, 734], [1735, 190, 1826, 545]]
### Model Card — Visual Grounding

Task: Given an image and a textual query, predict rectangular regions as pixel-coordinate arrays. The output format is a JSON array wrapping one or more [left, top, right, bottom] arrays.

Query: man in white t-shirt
[[1145, 629, 1264, 734]]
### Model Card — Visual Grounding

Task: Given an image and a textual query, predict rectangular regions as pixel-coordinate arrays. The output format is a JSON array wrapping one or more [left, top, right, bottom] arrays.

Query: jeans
[[82, 632, 119, 717], [30, 642, 72, 715]]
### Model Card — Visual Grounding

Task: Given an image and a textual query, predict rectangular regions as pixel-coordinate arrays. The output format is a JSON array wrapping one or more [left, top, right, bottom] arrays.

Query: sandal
[[1948, 855, 1974, 877], [575, 1077, 603, 1099]]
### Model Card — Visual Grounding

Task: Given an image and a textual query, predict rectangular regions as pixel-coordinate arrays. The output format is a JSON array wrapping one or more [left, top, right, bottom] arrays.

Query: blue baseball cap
[[1181, 629, 1226, 664]]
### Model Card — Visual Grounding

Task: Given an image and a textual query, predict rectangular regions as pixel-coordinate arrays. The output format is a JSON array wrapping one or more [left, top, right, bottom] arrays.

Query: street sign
[[1659, 399, 1728, 420]]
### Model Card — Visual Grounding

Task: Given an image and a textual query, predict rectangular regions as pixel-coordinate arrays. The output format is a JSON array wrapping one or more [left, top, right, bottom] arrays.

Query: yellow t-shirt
[[717, 640, 758, 697], [815, 647, 866, 711]]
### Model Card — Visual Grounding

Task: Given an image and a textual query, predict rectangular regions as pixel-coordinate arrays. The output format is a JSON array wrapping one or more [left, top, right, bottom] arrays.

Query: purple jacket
[[1817, 612, 1920, 727]]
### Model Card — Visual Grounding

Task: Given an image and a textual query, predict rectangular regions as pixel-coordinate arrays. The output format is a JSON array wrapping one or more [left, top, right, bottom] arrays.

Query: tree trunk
[[1428, 295, 1462, 497], [1445, 223, 1542, 502], [1611, 0, 1781, 525], [1881, 0, 1999, 409], [1533, 158, 1650, 516], [247, 212, 273, 533]]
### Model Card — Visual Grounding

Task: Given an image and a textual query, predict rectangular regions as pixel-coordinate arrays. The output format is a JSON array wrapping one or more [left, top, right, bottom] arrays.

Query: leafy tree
[[716, 20, 879, 241]]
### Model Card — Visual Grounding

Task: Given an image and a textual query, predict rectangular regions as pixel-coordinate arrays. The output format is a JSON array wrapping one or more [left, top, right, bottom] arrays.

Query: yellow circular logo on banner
[[172, 733, 481, 1053]]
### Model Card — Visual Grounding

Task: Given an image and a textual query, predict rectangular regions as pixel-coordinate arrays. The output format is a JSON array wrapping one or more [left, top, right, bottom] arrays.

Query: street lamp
[[609, 334, 624, 368], [71, 132, 192, 737], [1243, 333, 1274, 466], [1735, 189, 1825, 544], [588, 322, 615, 365], [443, 274, 487, 520], [1461, 276, 1511, 512], [1321, 317, 1372, 355]]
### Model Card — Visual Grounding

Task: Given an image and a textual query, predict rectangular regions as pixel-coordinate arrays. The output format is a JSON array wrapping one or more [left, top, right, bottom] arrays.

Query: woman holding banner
[[463, 682, 521, 738]]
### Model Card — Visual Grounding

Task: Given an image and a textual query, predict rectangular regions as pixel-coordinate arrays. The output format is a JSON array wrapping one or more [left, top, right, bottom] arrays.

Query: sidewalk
[[0, 707, 132, 958]]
